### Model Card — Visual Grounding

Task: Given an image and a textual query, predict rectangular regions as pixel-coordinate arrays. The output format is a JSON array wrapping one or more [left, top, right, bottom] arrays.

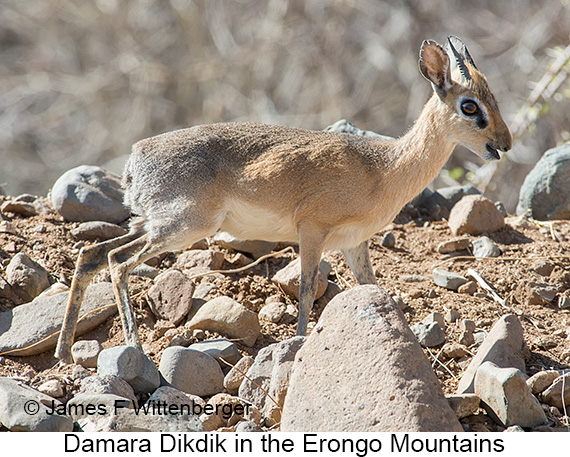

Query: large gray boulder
[[281, 285, 463, 432], [517, 143, 570, 220], [0, 282, 117, 356], [51, 165, 129, 223]]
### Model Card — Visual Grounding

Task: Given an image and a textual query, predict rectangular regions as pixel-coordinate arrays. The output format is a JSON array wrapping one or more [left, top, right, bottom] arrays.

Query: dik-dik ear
[[419, 40, 452, 98]]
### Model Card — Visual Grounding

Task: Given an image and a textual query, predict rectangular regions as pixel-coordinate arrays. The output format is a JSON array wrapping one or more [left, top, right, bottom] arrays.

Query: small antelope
[[55, 36, 511, 363]]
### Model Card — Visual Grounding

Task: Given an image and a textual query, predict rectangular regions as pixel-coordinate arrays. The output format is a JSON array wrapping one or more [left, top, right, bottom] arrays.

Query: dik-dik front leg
[[342, 240, 377, 285], [297, 223, 326, 335]]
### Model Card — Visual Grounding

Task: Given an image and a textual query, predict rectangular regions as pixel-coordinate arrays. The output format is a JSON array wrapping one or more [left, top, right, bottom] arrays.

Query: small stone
[[71, 340, 103, 368], [392, 295, 407, 311], [37, 379, 65, 398], [71, 221, 128, 241], [458, 281, 477, 295], [474, 361, 547, 428], [471, 236, 501, 258], [446, 394, 480, 419], [97, 346, 160, 394], [200, 393, 248, 431], [380, 231, 396, 248], [80, 374, 137, 407], [0, 220, 16, 234], [444, 309, 461, 324], [558, 293, 570, 310], [504, 425, 525, 432], [457, 315, 526, 394], [541, 372, 570, 410], [6, 252, 50, 303], [448, 195, 505, 236], [515, 281, 559, 306], [437, 238, 471, 254], [186, 296, 260, 347], [433, 268, 469, 291], [159, 346, 224, 397], [1, 200, 37, 217], [526, 370, 560, 395], [461, 319, 476, 333], [459, 331, 476, 347], [411, 321, 446, 347], [188, 338, 242, 369], [281, 304, 298, 324], [272, 258, 328, 301], [224, 356, 255, 394], [175, 249, 225, 271], [422, 311, 445, 330], [258, 302, 286, 323], [147, 269, 195, 325], [193, 329, 206, 340], [131, 263, 158, 279], [442, 342, 470, 359], [532, 260, 555, 277], [51, 165, 129, 223]]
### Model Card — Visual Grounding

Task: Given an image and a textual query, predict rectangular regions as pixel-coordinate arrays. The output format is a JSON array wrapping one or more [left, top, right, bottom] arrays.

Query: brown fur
[[55, 38, 511, 362]]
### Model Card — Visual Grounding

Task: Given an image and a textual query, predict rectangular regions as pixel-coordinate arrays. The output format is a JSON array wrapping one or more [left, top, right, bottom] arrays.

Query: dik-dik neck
[[389, 94, 458, 199]]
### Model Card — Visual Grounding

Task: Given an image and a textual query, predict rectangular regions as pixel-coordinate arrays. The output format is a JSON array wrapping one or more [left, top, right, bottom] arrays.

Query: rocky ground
[[0, 169, 569, 432]]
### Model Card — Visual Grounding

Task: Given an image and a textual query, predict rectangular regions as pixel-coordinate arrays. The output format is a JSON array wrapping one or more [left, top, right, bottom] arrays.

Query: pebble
[[241, 336, 307, 428], [515, 281, 559, 306], [446, 393, 480, 419], [432, 267, 469, 291], [258, 301, 286, 323], [456, 314, 526, 394], [444, 309, 461, 324], [532, 260, 554, 277], [442, 342, 470, 359], [526, 370, 560, 395], [175, 249, 225, 271], [437, 237, 471, 254], [411, 321, 446, 347], [97, 345, 160, 394], [422, 311, 445, 329], [71, 221, 128, 241], [1, 200, 37, 217], [471, 236, 501, 258], [159, 346, 224, 397], [71, 340, 103, 368], [474, 361, 547, 428], [37, 379, 65, 398], [224, 356, 255, 394], [5, 252, 50, 303], [80, 374, 138, 407], [147, 269, 195, 325], [541, 372, 570, 410], [448, 195, 505, 236], [200, 393, 247, 431], [51, 165, 129, 223], [380, 231, 396, 248], [272, 257, 329, 301], [457, 280, 477, 295], [186, 296, 260, 347], [188, 338, 242, 369]]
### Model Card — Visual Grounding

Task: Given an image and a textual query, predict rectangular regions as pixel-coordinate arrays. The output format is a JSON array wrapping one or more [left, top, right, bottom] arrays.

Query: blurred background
[[1, 0, 569, 212]]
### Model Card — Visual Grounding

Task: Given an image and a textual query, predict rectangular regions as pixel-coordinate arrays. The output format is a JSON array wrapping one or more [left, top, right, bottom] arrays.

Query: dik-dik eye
[[460, 100, 479, 115]]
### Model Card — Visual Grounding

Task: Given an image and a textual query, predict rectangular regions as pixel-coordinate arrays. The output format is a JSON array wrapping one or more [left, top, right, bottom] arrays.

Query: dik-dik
[[55, 36, 511, 363]]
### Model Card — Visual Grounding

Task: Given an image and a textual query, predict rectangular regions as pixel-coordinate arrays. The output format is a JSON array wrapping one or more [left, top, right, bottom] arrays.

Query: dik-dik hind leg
[[55, 232, 142, 363], [297, 224, 326, 336], [342, 240, 377, 285], [107, 231, 201, 349]]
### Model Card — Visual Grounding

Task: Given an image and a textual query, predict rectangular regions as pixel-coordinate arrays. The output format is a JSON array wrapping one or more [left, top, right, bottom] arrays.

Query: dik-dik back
[[124, 121, 396, 251], [55, 36, 511, 362]]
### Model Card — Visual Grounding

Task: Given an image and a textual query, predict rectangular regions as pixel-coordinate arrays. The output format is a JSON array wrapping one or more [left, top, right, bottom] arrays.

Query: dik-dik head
[[419, 36, 512, 160]]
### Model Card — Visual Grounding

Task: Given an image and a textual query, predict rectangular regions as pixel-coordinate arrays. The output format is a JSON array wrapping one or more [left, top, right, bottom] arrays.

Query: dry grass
[[1, 0, 570, 211]]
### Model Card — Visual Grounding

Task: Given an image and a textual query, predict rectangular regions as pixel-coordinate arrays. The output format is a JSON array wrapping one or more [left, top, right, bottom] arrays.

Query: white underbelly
[[219, 198, 299, 242]]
